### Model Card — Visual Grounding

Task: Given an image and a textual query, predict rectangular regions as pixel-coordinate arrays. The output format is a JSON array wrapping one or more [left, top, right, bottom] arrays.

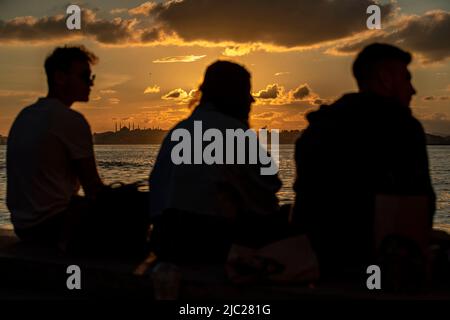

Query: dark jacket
[[292, 92, 435, 274]]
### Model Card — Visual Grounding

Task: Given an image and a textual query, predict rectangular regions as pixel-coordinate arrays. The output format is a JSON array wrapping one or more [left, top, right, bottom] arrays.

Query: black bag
[[69, 181, 150, 259]]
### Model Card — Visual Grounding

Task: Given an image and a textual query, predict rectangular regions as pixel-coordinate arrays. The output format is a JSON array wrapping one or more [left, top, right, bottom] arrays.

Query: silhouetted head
[[199, 60, 255, 124], [353, 43, 416, 107], [45, 45, 98, 106]]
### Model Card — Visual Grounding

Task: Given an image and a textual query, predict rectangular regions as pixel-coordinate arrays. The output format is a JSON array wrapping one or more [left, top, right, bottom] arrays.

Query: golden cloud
[[161, 88, 198, 105], [99, 89, 117, 94], [275, 72, 291, 76], [144, 85, 161, 94], [152, 55, 206, 63], [0, 89, 42, 97], [128, 1, 157, 16], [253, 83, 321, 106], [254, 84, 282, 100], [161, 88, 189, 100], [108, 98, 120, 104], [222, 45, 261, 57]]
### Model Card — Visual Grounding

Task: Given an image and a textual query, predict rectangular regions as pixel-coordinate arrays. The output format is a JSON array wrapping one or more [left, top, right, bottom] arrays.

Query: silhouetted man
[[7, 46, 148, 258], [292, 43, 435, 277]]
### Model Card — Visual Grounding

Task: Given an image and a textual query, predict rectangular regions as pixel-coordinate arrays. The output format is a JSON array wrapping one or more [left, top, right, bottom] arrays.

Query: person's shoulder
[[58, 107, 90, 127], [16, 99, 44, 115], [9, 99, 46, 130], [388, 106, 424, 132], [164, 117, 191, 138], [13, 104, 34, 120], [409, 114, 425, 130], [158, 119, 191, 147], [408, 114, 427, 141], [64, 107, 87, 121], [45, 106, 91, 139]]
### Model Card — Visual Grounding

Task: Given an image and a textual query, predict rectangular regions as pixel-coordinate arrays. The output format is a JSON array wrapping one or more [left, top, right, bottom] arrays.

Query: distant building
[[91, 127, 450, 145], [93, 127, 167, 144]]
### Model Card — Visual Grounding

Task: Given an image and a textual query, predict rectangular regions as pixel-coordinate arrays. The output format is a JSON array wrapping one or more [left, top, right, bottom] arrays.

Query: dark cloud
[[253, 83, 323, 106], [141, 28, 161, 42], [161, 88, 189, 100], [0, 16, 70, 42], [423, 95, 450, 101], [153, 0, 394, 47], [313, 99, 324, 105], [165, 91, 181, 98], [335, 10, 450, 63], [2, 0, 447, 67], [0, 10, 136, 44], [292, 84, 311, 100], [83, 16, 135, 44], [255, 84, 280, 99]]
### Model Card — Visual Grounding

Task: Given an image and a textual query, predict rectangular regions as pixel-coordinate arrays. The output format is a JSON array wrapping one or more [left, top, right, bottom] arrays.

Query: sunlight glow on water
[[0, 145, 449, 226]]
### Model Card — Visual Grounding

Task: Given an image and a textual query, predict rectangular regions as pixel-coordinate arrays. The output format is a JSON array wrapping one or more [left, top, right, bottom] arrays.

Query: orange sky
[[1, 0, 449, 136]]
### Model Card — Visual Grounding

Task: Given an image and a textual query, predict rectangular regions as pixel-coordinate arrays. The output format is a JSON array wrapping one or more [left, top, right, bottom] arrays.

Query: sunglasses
[[71, 72, 95, 84], [82, 73, 96, 84]]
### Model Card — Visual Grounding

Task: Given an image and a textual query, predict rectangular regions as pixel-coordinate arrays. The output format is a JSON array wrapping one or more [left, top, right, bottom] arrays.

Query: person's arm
[[58, 112, 104, 199], [73, 156, 104, 199], [379, 117, 435, 224], [291, 128, 316, 232]]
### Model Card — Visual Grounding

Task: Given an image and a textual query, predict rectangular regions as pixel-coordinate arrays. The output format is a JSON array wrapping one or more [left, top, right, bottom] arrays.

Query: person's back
[[292, 43, 435, 277], [150, 103, 281, 222], [7, 98, 93, 229], [293, 92, 434, 273]]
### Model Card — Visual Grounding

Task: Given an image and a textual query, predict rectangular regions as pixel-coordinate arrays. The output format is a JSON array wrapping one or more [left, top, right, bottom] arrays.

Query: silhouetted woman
[[149, 61, 284, 264]]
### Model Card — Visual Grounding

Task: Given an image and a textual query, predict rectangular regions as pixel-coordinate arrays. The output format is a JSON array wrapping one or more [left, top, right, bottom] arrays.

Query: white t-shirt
[[7, 97, 94, 229]]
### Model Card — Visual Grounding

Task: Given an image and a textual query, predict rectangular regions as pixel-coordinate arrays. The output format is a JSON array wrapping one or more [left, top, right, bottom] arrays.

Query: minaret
[[115, 122, 117, 133], [132, 122, 135, 131]]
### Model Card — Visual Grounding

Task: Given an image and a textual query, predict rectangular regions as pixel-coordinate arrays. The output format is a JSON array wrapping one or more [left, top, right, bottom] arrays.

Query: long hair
[[195, 60, 253, 124]]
